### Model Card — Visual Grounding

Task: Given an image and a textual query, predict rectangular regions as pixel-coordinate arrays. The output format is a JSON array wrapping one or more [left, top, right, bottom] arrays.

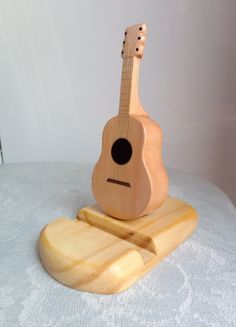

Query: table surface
[[0, 163, 236, 327]]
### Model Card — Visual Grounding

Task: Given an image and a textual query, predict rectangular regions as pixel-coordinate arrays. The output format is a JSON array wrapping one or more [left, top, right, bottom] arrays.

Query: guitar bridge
[[106, 178, 131, 188]]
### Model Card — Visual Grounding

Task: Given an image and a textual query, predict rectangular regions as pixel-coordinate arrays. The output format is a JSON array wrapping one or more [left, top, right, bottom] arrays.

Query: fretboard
[[118, 57, 145, 117]]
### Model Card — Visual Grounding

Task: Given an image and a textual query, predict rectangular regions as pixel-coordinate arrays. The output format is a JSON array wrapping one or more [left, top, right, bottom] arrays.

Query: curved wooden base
[[38, 197, 197, 294]]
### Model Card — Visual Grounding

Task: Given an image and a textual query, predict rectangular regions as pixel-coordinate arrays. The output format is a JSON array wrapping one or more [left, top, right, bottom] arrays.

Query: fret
[[118, 57, 143, 118], [120, 95, 131, 99], [119, 101, 129, 105], [119, 103, 130, 106]]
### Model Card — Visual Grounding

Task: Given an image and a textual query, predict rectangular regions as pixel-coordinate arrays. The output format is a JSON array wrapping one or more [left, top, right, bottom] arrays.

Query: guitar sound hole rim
[[111, 138, 132, 165]]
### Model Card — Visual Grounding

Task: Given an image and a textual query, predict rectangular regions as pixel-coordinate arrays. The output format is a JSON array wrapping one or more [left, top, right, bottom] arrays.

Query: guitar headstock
[[121, 23, 147, 59]]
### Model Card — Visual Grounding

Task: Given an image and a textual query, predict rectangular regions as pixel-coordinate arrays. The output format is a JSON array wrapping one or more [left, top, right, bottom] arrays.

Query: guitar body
[[92, 23, 168, 219], [92, 115, 168, 219]]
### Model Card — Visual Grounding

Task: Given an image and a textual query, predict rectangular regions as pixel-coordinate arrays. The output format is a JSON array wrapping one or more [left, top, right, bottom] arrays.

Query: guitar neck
[[118, 57, 147, 117]]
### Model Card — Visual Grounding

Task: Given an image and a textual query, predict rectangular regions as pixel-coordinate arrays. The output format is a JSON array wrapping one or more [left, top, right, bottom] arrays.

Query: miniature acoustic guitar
[[38, 23, 197, 295], [92, 23, 168, 219]]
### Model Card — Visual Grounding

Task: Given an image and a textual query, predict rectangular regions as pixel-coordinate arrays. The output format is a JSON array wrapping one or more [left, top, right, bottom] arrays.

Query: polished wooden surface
[[121, 23, 147, 59], [38, 23, 197, 295], [38, 197, 198, 294], [92, 23, 168, 219]]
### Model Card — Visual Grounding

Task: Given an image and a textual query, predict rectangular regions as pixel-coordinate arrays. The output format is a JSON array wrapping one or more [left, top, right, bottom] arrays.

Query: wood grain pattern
[[121, 23, 147, 59], [92, 23, 168, 219], [38, 23, 197, 295], [118, 56, 146, 116], [92, 115, 168, 219], [38, 197, 198, 294]]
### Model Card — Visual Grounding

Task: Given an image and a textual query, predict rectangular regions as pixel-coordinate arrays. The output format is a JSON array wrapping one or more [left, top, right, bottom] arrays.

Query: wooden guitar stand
[[38, 23, 198, 294], [39, 197, 197, 294]]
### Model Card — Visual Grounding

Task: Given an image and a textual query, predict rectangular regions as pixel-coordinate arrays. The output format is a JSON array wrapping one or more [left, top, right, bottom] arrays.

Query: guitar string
[[119, 57, 131, 182], [115, 56, 135, 182], [117, 58, 126, 181], [116, 57, 124, 181], [117, 58, 125, 181], [125, 57, 132, 182], [123, 57, 131, 182]]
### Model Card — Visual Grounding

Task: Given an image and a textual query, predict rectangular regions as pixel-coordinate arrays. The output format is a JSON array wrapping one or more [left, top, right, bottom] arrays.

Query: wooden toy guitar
[[38, 23, 197, 295], [92, 23, 168, 219]]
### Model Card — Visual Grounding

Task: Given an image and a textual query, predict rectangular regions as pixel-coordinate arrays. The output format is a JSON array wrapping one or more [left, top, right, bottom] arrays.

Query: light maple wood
[[92, 23, 168, 219], [38, 197, 198, 294], [121, 23, 147, 59]]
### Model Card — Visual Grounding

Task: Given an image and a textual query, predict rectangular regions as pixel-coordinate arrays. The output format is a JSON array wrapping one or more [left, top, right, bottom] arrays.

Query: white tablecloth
[[0, 163, 235, 327]]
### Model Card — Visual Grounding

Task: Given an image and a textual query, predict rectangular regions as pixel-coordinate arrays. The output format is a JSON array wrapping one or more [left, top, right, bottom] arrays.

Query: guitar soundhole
[[111, 138, 132, 165]]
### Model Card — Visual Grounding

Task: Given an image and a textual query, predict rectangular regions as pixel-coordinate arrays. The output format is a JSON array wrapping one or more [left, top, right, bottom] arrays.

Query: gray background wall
[[0, 0, 236, 205]]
